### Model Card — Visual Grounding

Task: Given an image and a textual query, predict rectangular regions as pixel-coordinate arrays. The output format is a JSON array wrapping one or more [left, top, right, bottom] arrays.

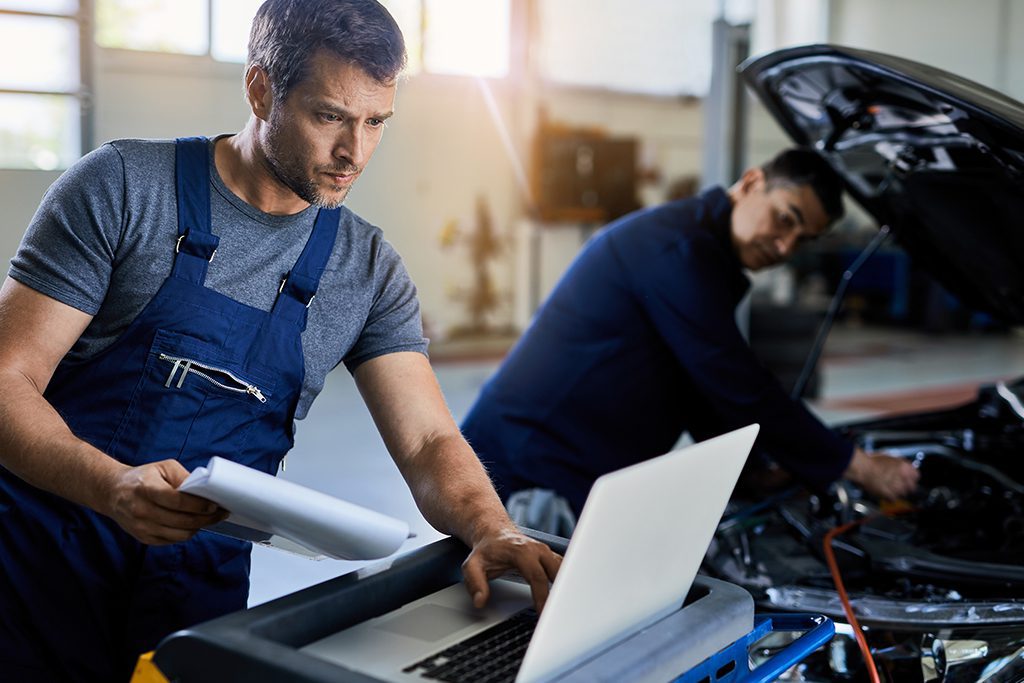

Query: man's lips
[[757, 243, 779, 265], [323, 170, 358, 187]]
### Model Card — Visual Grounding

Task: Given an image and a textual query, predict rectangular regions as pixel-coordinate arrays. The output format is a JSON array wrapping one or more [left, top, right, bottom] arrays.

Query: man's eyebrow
[[787, 202, 805, 226], [315, 102, 394, 120]]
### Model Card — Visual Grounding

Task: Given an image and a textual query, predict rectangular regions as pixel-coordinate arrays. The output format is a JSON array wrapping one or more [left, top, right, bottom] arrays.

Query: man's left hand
[[844, 448, 920, 500], [462, 528, 562, 613]]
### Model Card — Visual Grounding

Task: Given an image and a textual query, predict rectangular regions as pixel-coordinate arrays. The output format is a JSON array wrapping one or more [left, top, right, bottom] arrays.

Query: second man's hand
[[844, 447, 920, 500], [461, 526, 563, 613]]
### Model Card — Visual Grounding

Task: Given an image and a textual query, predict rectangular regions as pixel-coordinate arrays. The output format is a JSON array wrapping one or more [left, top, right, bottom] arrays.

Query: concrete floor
[[247, 324, 1024, 607]]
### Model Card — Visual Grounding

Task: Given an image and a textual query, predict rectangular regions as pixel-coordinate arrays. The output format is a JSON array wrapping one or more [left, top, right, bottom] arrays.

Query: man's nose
[[334, 125, 365, 167], [775, 232, 799, 259]]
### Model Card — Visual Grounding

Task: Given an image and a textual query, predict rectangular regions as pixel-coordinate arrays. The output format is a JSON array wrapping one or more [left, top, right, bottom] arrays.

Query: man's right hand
[[0, 279, 226, 544], [101, 459, 227, 545], [843, 447, 919, 500]]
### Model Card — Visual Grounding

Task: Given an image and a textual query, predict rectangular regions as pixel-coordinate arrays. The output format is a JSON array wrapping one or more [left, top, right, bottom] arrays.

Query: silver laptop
[[302, 424, 760, 682]]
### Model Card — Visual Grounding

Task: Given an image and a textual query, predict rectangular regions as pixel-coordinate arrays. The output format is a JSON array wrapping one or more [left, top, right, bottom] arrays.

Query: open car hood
[[740, 44, 1024, 324]]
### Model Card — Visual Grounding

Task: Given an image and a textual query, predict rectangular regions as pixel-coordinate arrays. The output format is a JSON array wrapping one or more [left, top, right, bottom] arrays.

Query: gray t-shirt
[[10, 137, 428, 420]]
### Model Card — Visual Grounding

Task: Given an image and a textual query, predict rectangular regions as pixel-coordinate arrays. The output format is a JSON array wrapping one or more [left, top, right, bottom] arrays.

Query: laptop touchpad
[[375, 604, 486, 642]]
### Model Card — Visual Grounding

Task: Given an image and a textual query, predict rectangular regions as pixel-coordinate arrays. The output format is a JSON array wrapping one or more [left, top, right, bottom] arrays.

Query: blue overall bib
[[0, 137, 339, 682]]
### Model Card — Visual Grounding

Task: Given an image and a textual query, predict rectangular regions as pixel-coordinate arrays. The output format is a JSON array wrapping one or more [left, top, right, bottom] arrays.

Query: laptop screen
[[517, 424, 759, 681]]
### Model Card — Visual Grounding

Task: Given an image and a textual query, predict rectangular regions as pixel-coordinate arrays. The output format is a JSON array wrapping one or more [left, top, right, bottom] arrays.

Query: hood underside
[[740, 44, 1024, 324]]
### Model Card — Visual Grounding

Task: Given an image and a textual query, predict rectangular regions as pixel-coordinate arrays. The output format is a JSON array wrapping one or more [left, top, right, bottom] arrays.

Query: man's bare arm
[[0, 277, 224, 543], [354, 352, 561, 610]]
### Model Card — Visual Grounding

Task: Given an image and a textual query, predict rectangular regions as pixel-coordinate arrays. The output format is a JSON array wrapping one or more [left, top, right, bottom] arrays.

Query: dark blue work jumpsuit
[[0, 137, 339, 682]]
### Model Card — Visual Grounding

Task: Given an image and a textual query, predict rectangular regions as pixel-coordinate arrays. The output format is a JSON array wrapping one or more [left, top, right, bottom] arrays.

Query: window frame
[[0, 0, 93, 166], [94, 0, 520, 81], [93, 0, 269, 64]]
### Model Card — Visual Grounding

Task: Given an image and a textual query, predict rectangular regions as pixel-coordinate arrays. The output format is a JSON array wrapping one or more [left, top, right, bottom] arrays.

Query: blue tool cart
[[136, 532, 832, 682]]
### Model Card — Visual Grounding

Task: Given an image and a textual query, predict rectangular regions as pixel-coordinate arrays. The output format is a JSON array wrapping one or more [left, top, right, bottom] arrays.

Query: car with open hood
[[703, 44, 1024, 683]]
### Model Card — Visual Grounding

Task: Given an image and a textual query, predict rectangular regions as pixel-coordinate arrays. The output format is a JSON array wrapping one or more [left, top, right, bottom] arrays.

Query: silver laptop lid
[[517, 424, 759, 682]]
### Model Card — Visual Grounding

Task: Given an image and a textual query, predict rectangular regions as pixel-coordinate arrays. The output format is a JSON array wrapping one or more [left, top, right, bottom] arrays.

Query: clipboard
[[179, 456, 411, 561]]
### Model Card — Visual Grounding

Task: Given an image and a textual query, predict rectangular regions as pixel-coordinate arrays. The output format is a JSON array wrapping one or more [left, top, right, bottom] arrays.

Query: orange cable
[[823, 517, 882, 683]]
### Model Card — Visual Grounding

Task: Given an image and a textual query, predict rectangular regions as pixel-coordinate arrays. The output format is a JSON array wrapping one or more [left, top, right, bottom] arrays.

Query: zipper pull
[[279, 457, 287, 473], [248, 385, 267, 403], [164, 358, 182, 388], [177, 361, 191, 388]]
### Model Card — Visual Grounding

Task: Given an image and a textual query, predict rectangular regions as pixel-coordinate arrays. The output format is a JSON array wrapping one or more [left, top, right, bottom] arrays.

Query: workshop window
[[315, 0, 512, 78], [210, 0, 265, 62], [95, 0, 510, 77], [419, 0, 510, 78], [94, 0, 264, 59], [0, 1, 85, 170]]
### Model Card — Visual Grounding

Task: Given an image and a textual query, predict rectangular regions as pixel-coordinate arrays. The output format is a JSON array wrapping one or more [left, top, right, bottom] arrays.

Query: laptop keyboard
[[402, 608, 538, 682]]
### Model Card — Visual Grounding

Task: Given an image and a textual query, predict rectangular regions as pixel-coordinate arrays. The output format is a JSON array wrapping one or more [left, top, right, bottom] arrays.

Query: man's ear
[[737, 167, 765, 197], [245, 65, 273, 121]]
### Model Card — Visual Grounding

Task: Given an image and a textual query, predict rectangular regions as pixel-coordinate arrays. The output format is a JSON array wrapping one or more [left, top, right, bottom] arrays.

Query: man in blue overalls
[[0, 2, 561, 681]]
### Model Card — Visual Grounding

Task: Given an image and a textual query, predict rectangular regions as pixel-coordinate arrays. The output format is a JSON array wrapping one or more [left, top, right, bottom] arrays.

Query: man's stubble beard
[[263, 116, 352, 210]]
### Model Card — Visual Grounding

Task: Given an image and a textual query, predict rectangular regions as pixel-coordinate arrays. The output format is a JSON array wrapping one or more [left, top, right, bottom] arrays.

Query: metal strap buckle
[[278, 277, 315, 308], [175, 233, 216, 262]]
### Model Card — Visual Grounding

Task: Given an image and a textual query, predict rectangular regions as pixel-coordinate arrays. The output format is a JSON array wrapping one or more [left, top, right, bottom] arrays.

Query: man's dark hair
[[761, 148, 845, 224], [247, 0, 407, 102]]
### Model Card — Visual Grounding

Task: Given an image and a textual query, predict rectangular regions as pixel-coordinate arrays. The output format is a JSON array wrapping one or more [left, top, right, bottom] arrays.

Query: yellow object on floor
[[130, 651, 169, 683]]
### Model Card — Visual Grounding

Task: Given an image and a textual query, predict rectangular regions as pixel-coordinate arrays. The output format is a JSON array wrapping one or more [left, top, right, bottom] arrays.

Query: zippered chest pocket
[[108, 329, 280, 467], [159, 354, 268, 403], [148, 329, 275, 398]]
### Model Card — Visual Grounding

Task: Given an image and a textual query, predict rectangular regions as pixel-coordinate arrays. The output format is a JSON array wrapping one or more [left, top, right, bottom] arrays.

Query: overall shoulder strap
[[271, 207, 341, 328], [172, 136, 220, 284]]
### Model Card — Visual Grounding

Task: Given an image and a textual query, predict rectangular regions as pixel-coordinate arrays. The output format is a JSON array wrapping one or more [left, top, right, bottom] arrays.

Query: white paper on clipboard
[[179, 456, 410, 561]]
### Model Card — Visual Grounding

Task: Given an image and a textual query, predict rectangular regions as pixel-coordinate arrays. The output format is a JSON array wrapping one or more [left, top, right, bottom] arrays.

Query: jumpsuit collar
[[703, 185, 751, 301]]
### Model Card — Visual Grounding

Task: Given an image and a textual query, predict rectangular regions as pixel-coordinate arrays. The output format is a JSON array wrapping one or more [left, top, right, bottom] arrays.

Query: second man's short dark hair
[[761, 148, 845, 224]]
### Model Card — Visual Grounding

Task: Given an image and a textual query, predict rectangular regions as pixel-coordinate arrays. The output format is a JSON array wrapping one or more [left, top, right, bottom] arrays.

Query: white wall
[[828, 0, 1017, 96], [344, 75, 524, 337], [1007, 1, 1024, 98], [0, 169, 60, 263]]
